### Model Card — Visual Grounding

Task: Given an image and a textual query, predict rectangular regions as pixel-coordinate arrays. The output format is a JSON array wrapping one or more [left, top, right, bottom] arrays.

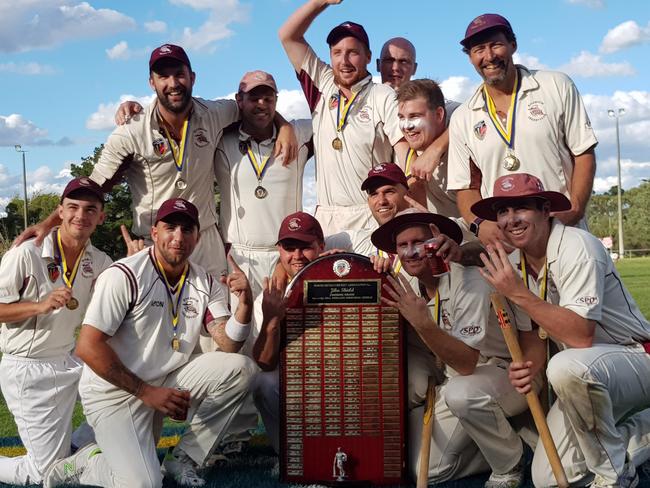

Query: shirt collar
[[546, 218, 565, 265], [42, 227, 96, 260], [238, 124, 277, 146], [338, 73, 373, 96], [468, 65, 539, 111]]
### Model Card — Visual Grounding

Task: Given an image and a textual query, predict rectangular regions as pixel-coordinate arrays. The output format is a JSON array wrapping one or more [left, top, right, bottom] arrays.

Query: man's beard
[[156, 86, 192, 113]]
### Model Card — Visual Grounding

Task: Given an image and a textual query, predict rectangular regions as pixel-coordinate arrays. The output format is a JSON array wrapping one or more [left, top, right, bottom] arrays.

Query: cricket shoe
[[43, 443, 101, 488], [162, 449, 206, 487], [484, 456, 525, 488], [591, 462, 639, 488]]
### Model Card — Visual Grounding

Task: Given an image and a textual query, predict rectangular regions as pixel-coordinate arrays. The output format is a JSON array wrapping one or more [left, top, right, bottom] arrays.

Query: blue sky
[[1, 0, 649, 214]]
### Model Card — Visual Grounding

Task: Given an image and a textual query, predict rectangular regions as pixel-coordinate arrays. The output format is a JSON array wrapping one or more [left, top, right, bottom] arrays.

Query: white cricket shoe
[[484, 456, 525, 488], [43, 443, 101, 488], [162, 449, 206, 487]]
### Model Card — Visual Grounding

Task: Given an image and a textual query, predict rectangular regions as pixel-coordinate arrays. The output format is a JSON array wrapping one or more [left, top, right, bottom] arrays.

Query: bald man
[[377, 37, 418, 90]]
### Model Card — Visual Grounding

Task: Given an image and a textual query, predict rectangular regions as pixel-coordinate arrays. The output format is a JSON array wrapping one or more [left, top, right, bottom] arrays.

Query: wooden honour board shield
[[280, 253, 407, 485]]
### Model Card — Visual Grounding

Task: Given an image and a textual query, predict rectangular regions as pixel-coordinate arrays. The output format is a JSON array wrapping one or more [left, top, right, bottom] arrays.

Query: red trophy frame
[[279, 253, 407, 486]]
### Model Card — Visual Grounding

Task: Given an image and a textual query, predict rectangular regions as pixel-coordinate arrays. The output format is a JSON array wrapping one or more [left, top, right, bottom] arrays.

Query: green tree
[[2, 193, 61, 240], [69, 144, 132, 260]]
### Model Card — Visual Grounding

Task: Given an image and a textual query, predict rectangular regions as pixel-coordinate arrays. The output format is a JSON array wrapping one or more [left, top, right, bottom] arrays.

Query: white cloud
[[513, 52, 548, 70], [0, 1, 136, 53], [277, 89, 311, 121], [0, 62, 55, 75], [144, 20, 167, 33], [558, 50, 635, 78], [86, 94, 157, 131], [566, 0, 604, 8], [599, 20, 650, 54], [170, 0, 250, 52], [0, 163, 72, 213], [593, 157, 649, 193], [439, 76, 479, 104], [0, 114, 47, 146], [106, 41, 129, 60]]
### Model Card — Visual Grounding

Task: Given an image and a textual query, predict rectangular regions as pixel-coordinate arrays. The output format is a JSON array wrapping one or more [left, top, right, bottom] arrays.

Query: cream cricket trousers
[[532, 344, 650, 487], [409, 358, 538, 483], [0, 353, 82, 485], [79, 352, 256, 488], [315, 204, 377, 237]]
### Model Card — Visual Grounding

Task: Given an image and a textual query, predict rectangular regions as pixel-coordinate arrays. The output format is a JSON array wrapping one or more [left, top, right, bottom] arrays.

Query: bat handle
[[417, 376, 435, 488]]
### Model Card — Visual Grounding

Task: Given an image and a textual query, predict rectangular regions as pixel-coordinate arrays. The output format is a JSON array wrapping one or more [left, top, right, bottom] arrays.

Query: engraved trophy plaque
[[280, 253, 407, 486]]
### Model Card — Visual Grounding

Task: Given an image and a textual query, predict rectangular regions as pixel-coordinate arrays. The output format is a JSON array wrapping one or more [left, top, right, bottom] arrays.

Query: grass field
[[0, 257, 649, 487]]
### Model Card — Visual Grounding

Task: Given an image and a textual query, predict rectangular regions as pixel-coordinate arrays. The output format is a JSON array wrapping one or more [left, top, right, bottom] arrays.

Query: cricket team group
[[1, 1, 649, 487]]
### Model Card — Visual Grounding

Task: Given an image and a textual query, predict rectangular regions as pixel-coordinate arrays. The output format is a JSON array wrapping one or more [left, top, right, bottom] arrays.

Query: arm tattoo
[[104, 360, 145, 397]]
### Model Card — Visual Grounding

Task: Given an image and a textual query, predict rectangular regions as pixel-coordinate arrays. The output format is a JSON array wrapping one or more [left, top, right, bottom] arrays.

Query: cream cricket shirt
[[429, 263, 510, 360], [509, 220, 650, 346], [80, 248, 230, 411], [447, 66, 597, 199], [215, 119, 313, 248], [90, 98, 239, 237], [0, 231, 111, 359], [298, 46, 403, 207]]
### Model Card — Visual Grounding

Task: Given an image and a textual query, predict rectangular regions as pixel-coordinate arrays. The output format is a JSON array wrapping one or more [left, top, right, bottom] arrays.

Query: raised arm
[[278, 0, 341, 71]]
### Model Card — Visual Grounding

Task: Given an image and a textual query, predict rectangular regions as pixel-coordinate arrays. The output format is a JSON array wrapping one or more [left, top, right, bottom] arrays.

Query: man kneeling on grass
[[44, 198, 257, 488]]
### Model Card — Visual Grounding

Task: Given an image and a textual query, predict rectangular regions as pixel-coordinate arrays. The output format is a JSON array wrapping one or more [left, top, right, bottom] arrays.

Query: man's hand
[[115, 101, 144, 125], [275, 122, 298, 166], [479, 242, 528, 298], [370, 254, 392, 274], [409, 150, 442, 182], [551, 205, 583, 226], [13, 220, 55, 247], [223, 254, 252, 305], [40, 287, 73, 314], [138, 384, 190, 417], [261, 277, 287, 323], [120, 225, 145, 257], [381, 274, 431, 332], [508, 360, 536, 394], [426, 225, 462, 264]]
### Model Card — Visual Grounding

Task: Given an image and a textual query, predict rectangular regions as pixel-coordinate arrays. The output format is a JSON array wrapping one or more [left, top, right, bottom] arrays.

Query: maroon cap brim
[[471, 192, 571, 221], [371, 212, 463, 254]]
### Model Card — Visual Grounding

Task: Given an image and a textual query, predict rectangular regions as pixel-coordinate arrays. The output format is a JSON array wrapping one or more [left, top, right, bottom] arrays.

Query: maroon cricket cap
[[238, 70, 278, 94], [361, 163, 408, 192], [460, 14, 513, 49], [277, 212, 324, 245], [326, 21, 370, 50], [471, 173, 571, 221], [149, 44, 191, 71], [371, 208, 463, 254], [155, 198, 200, 230], [61, 177, 104, 204]]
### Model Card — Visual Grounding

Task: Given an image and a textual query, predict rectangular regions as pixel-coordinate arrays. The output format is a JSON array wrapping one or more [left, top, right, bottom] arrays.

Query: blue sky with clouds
[[0, 0, 648, 214]]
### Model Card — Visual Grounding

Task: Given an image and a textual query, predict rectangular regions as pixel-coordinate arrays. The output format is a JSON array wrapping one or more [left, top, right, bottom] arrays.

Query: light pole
[[608, 108, 625, 258], [14, 144, 28, 230]]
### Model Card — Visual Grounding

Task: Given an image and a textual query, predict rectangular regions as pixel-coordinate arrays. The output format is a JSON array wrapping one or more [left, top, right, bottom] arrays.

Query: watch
[[470, 217, 484, 237]]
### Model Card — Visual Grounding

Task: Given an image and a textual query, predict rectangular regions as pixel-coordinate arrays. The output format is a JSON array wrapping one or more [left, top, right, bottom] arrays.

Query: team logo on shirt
[[329, 94, 339, 110], [473, 120, 487, 140], [182, 297, 199, 318], [333, 259, 351, 277], [576, 296, 599, 306], [357, 106, 371, 123], [527, 101, 547, 121], [80, 257, 93, 278], [460, 325, 482, 336], [193, 128, 209, 147], [152, 138, 168, 156], [47, 262, 60, 282]]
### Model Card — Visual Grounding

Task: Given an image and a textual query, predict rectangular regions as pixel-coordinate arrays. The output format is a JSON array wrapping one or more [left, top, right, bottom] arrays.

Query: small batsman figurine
[[333, 447, 348, 481]]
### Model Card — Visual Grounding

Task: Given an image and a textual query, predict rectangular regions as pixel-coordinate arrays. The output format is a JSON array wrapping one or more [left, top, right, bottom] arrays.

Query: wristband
[[225, 315, 251, 342]]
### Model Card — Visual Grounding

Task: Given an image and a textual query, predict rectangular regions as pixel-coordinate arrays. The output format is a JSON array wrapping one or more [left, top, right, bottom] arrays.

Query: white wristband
[[225, 316, 251, 342]]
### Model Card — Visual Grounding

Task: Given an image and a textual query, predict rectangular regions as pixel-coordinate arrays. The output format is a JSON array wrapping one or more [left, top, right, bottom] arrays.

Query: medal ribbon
[[433, 290, 441, 325], [404, 149, 416, 177], [483, 70, 520, 149], [56, 229, 86, 289], [520, 253, 548, 301], [378, 250, 402, 275], [162, 117, 190, 173], [245, 142, 272, 183], [335, 83, 367, 133], [153, 251, 189, 340]]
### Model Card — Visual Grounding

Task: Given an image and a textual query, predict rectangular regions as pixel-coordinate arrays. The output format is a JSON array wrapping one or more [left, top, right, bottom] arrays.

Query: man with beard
[[43, 198, 257, 488], [477, 173, 650, 488], [374, 209, 537, 487], [447, 14, 598, 248], [15, 44, 297, 287], [279, 0, 411, 234], [0, 178, 111, 486]]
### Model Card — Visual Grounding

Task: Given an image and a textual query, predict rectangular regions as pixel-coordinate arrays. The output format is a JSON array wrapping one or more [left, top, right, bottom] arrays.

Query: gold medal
[[503, 153, 520, 171], [66, 297, 79, 310], [538, 327, 548, 340], [175, 178, 187, 190], [255, 185, 268, 199], [332, 137, 343, 150], [171, 337, 181, 351]]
